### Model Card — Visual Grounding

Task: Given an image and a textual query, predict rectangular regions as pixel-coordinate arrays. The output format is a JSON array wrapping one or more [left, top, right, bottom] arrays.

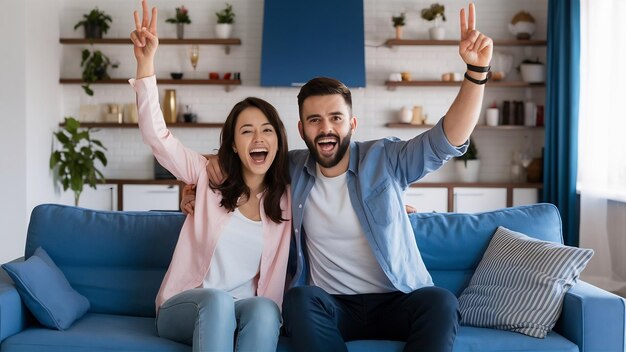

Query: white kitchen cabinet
[[122, 184, 180, 211], [61, 184, 118, 211], [512, 188, 539, 206], [453, 187, 507, 213], [403, 187, 448, 213]]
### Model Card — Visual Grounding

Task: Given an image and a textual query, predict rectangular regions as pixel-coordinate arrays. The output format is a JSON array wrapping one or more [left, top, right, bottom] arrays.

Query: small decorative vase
[[411, 106, 425, 125], [163, 89, 177, 123], [395, 26, 403, 40], [215, 24, 233, 39], [176, 23, 185, 39], [509, 11, 536, 40], [399, 106, 413, 123], [429, 26, 445, 40]]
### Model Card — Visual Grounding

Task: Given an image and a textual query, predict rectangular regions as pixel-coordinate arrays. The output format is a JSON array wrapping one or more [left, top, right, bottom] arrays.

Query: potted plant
[[215, 3, 235, 39], [49, 117, 108, 206], [74, 7, 113, 39], [166, 5, 191, 39], [80, 49, 118, 96], [392, 13, 406, 40], [455, 137, 480, 182], [421, 3, 446, 40], [518, 57, 545, 83]]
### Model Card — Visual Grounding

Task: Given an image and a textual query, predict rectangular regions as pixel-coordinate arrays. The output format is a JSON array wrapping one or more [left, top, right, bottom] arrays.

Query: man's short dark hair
[[297, 77, 352, 120]]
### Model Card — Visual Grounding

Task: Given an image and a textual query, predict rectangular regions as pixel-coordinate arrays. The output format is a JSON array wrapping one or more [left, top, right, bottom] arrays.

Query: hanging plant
[[80, 49, 118, 96]]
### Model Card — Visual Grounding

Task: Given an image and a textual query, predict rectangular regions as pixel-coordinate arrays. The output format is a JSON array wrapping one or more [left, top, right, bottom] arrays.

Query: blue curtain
[[544, 0, 580, 246]]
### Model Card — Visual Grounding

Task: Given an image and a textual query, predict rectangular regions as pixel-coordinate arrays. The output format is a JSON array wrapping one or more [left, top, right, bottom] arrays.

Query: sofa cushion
[[276, 327, 578, 351], [2, 247, 90, 330], [409, 204, 563, 296], [0, 313, 188, 352], [25, 204, 186, 317], [458, 226, 593, 338]]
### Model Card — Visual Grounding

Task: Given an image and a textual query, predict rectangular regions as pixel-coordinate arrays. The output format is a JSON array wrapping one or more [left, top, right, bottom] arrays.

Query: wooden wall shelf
[[385, 81, 545, 88], [60, 78, 240, 85], [60, 38, 241, 45], [59, 38, 242, 54], [385, 123, 544, 130], [59, 78, 241, 91], [60, 122, 224, 129], [385, 39, 547, 47]]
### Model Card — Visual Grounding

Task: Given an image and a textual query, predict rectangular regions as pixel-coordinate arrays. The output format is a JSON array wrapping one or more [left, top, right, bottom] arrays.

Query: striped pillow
[[458, 226, 593, 338]]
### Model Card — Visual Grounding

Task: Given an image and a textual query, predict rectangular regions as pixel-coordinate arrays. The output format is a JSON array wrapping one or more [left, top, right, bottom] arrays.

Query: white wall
[[58, 0, 548, 182], [0, 0, 61, 262], [0, 0, 28, 262], [25, 1, 61, 222], [0, 0, 547, 262]]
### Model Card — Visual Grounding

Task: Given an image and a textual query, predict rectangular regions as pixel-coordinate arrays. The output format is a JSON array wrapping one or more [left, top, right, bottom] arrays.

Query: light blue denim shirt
[[287, 118, 468, 292]]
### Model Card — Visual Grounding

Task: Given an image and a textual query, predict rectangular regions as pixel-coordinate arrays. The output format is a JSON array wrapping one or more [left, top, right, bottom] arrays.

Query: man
[[184, 4, 491, 351]]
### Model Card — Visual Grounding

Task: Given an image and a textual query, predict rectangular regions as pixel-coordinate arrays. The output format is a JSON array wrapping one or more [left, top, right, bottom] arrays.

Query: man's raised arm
[[442, 3, 493, 146]]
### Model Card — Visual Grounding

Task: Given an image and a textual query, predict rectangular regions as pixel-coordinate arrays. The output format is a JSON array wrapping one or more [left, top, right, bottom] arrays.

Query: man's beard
[[304, 130, 352, 169]]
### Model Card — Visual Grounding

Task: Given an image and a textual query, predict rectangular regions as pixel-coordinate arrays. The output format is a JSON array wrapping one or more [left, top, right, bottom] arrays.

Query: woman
[[129, 1, 291, 351]]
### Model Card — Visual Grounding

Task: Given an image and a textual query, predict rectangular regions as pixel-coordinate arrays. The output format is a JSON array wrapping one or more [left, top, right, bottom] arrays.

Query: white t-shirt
[[303, 166, 395, 295], [202, 208, 263, 299]]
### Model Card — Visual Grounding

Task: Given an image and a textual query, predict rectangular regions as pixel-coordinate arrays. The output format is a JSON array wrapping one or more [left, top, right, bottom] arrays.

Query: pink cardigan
[[130, 76, 292, 311]]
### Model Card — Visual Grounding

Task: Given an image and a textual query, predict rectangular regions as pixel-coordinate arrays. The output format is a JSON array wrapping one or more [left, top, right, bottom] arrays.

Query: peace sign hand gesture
[[459, 3, 493, 67], [130, 0, 158, 70]]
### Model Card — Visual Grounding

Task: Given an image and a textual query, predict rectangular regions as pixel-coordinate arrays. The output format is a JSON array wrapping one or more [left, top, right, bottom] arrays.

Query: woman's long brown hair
[[210, 97, 290, 223]]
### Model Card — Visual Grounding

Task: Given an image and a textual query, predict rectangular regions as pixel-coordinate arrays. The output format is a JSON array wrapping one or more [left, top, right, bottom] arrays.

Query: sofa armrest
[[0, 262, 28, 343], [554, 281, 626, 352]]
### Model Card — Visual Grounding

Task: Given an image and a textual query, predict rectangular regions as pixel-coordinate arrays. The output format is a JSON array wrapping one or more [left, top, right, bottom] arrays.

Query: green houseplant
[[165, 5, 191, 39], [80, 49, 118, 96], [421, 3, 447, 40], [215, 3, 235, 39], [74, 7, 113, 39], [49, 117, 108, 206], [392, 13, 406, 39], [216, 3, 235, 24]]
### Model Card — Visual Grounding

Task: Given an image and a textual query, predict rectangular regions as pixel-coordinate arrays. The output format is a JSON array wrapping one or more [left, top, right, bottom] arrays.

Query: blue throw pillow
[[458, 226, 593, 338], [1, 247, 90, 330]]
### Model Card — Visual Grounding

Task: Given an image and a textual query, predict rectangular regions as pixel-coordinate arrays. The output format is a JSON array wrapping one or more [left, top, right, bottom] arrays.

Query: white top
[[202, 208, 263, 299], [303, 166, 395, 295]]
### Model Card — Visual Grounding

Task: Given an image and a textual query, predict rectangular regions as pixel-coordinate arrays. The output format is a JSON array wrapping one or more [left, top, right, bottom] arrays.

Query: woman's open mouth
[[249, 147, 269, 164]]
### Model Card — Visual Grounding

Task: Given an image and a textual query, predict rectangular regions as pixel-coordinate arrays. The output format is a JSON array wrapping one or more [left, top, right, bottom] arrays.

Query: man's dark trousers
[[282, 285, 460, 352]]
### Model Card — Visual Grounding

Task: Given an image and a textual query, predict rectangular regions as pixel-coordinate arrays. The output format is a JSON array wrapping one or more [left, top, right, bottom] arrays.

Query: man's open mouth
[[316, 136, 338, 154]]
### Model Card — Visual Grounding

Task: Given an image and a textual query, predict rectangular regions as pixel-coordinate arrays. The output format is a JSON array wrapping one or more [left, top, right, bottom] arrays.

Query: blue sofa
[[1, 203, 624, 352]]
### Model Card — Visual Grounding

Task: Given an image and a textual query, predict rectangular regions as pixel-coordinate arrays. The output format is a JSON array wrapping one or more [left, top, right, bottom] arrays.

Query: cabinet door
[[512, 188, 539, 206], [453, 187, 507, 213], [403, 187, 448, 213], [122, 185, 180, 211], [61, 184, 118, 211]]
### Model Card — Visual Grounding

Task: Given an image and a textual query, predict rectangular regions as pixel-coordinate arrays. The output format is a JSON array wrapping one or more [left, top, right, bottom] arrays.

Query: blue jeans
[[156, 288, 281, 352], [282, 286, 459, 352]]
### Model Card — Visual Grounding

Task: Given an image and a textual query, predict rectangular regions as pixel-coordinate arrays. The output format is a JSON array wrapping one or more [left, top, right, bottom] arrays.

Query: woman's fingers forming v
[[130, 30, 144, 47], [149, 7, 158, 33]]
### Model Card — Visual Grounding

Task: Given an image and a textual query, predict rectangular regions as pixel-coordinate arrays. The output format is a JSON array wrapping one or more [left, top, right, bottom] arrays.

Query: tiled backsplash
[[60, 0, 548, 182]]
